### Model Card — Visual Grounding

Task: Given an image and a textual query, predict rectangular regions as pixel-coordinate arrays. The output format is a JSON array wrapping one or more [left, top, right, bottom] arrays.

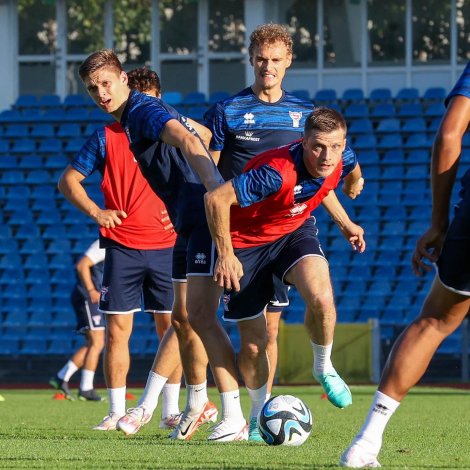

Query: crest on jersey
[[244, 112, 255, 124], [289, 203, 308, 216], [289, 111, 302, 128], [294, 184, 303, 195]]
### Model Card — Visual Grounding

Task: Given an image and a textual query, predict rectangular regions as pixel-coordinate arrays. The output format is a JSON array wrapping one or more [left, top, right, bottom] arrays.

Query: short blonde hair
[[248, 23, 293, 58]]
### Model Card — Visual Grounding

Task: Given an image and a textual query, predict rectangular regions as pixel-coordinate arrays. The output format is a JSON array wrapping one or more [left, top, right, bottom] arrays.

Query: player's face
[[302, 128, 346, 178], [251, 41, 292, 93], [83, 67, 130, 117]]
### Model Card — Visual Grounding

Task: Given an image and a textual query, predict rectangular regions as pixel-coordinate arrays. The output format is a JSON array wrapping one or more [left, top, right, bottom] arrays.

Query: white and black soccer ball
[[257, 394, 313, 446]]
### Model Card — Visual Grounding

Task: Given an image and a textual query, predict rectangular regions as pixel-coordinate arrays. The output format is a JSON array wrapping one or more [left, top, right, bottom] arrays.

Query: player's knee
[[240, 333, 267, 361], [304, 288, 334, 313]]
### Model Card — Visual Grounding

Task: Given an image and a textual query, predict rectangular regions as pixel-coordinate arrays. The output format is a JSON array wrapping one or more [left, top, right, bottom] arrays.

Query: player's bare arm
[[76, 255, 101, 304], [204, 181, 244, 291], [321, 190, 366, 252], [412, 94, 470, 275], [208, 149, 222, 166], [186, 119, 212, 148], [161, 119, 223, 191], [58, 165, 127, 228], [342, 162, 364, 199]]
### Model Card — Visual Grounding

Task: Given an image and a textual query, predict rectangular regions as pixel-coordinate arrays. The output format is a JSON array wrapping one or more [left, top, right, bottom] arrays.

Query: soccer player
[[58, 67, 185, 430], [204, 23, 364, 440], [339, 62, 470, 468], [77, 49, 246, 441], [204, 107, 365, 439], [49, 239, 105, 401]]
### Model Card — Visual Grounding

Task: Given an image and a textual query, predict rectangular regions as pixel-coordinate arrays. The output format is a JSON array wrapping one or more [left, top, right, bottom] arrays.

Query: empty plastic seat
[[401, 117, 426, 133], [406, 149, 429, 163], [369, 88, 392, 102], [423, 87, 446, 102], [64, 138, 86, 153], [0, 109, 22, 123], [1, 170, 25, 184], [10, 139, 36, 154], [63, 94, 89, 108], [354, 134, 377, 150], [290, 89, 310, 100], [24, 253, 48, 269], [371, 103, 396, 118], [344, 103, 369, 119], [15, 94, 39, 109], [427, 117, 442, 133], [208, 91, 230, 104], [382, 148, 406, 163], [47, 239, 72, 254], [31, 185, 57, 200], [0, 140, 9, 153], [42, 225, 67, 242], [42, 108, 66, 121], [348, 119, 373, 135], [0, 337, 20, 355], [18, 155, 43, 170], [26, 269, 51, 287], [0, 155, 17, 169], [16, 224, 41, 240], [49, 253, 73, 269], [376, 118, 400, 134], [342, 88, 365, 103], [182, 92, 206, 105], [38, 138, 62, 153], [38, 94, 61, 108], [25, 169, 51, 184], [20, 338, 48, 355], [21, 238, 45, 254], [357, 149, 379, 165], [4, 124, 29, 138], [377, 134, 403, 150], [404, 133, 431, 149], [424, 102, 446, 118], [57, 123, 82, 138], [44, 154, 68, 169], [36, 209, 62, 225], [398, 103, 423, 118], [395, 87, 419, 102], [162, 91, 183, 106], [30, 123, 55, 138], [313, 89, 337, 102]]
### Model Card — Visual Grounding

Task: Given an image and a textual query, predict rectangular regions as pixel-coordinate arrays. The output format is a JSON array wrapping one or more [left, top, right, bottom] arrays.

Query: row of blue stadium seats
[[349, 117, 443, 135], [11, 87, 449, 110], [0, 137, 86, 155], [0, 107, 110, 124], [0, 122, 102, 139]]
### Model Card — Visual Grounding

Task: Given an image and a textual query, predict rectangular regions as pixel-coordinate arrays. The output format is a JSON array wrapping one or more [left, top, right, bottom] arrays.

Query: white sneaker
[[169, 401, 218, 440], [117, 406, 153, 436], [159, 412, 182, 429], [339, 441, 381, 468], [207, 418, 248, 442], [93, 413, 123, 431]]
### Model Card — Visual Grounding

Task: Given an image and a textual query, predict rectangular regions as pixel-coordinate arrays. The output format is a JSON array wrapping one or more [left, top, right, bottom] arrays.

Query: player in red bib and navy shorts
[[205, 108, 366, 436]]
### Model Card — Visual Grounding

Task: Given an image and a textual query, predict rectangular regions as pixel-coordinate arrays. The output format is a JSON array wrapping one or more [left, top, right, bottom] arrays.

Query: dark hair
[[79, 49, 123, 80], [127, 67, 161, 95], [304, 107, 347, 135], [248, 23, 293, 58]]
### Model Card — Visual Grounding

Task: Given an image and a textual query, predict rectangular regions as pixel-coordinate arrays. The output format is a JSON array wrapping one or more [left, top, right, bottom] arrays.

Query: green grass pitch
[[0, 385, 469, 469]]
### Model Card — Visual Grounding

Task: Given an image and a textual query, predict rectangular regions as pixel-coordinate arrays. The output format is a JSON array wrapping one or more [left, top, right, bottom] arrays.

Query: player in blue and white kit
[[49, 239, 105, 401], [204, 23, 364, 441], [78, 49, 249, 441], [340, 62, 470, 468]]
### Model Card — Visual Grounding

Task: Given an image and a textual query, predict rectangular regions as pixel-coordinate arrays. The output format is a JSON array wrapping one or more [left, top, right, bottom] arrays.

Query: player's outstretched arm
[[342, 162, 364, 199], [186, 118, 213, 149], [161, 119, 224, 191], [58, 165, 127, 228], [204, 181, 244, 291], [321, 190, 366, 252]]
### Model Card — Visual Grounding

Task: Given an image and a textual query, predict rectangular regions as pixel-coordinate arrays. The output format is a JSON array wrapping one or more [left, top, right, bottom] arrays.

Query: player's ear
[[286, 53, 292, 68], [249, 55, 254, 66], [121, 71, 128, 85]]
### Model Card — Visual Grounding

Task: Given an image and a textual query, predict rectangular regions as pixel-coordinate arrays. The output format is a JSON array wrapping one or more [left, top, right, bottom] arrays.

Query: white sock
[[187, 381, 208, 410], [311, 341, 333, 375], [138, 371, 168, 413], [57, 360, 79, 382], [80, 369, 95, 391], [108, 386, 126, 417], [162, 382, 181, 418], [247, 383, 268, 419], [266, 392, 271, 402], [220, 389, 244, 422], [356, 391, 401, 453]]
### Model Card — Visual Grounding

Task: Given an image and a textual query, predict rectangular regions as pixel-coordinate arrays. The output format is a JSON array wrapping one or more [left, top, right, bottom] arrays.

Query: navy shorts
[[267, 275, 290, 313], [99, 244, 174, 314], [172, 223, 216, 281], [223, 217, 326, 321], [436, 168, 470, 296], [71, 287, 105, 334]]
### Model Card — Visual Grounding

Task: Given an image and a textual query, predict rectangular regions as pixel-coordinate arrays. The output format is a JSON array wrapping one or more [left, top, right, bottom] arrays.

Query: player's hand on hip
[[214, 254, 244, 291], [411, 225, 445, 276], [94, 209, 127, 228], [342, 177, 364, 200]]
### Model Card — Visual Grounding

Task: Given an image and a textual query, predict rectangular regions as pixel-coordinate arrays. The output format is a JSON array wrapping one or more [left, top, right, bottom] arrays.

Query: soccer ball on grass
[[257, 394, 313, 446]]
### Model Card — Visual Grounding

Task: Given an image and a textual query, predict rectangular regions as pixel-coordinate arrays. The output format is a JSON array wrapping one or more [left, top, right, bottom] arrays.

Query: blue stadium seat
[[353, 134, 377, 150], [406, 149, 429, 163], [0, 238, 18, 254], [313, 89, 337, 103], [381, 307, 406, 323], [30, 123, 55, 138], [20, 337, 48, 355], [423, 87, 446, 102], [0, 109, 22, 123], [38, 138, 62, 154], [88, 108, 111, 123], [20, 238, 45, 254], [49, 253, 74, 269], [23, 253, 48, 269], [291, 89, 310, 100], [375, 118, 400, 134], [404, 133, 431, 149], [47, 239, 72, 254], [344, 103, 369, 119], [427, 117, 442, 133], [0, 140, 9, 153], [10, 139, 36, 154], [42, 225, 67, 242], [42, 108, 66, 122], [395, 87, 419, 102], [64, 138, 86, 153], [162, 91, 183, 106], [31, 185, 57, 200], [370, 103, 396, 118], [44, 154, 68, 169], [25, 169, 51, 184], [342, 88, 365, 103], [401, 117, 426, 133], [208, 90, 230, 104], [26, 270, 51, 288], [64, 108, 90, 123], [50, 268, 75, 287], [0, 253, 22, 269], [57, 123, 82, 138], [424, 102, 445, 118], [369, 88, 392, 103], [382, 148, 406, 163], [0, 337, 20, 355], [38, 94, 61, 108], [1, 170, 25, 184], [14, 94, 39, 109], [36, 209, 62, 225], [19, 154, 43, 169], [47, 338, 74, 355], [16, 224, 41, 240], [0, 225, 12, 239], [182, 92, 206, 105], [398, 103, 423, 118], [63, 93, 89, 108], [377, 134, 403, 150], [5, 184, 30, 200], [348, 118, 373, 135], [4, 123, 29, 138], [0, 155, 18, 169], [356, 149, 379, 165]]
